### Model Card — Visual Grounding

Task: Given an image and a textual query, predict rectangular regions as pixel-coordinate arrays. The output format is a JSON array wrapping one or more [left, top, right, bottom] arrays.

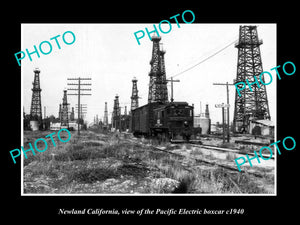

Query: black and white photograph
[[21, 23, 276, 195]]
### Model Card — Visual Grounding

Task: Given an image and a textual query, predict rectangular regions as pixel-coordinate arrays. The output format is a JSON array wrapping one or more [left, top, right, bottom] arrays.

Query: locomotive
[[131, 101, 194, 141]]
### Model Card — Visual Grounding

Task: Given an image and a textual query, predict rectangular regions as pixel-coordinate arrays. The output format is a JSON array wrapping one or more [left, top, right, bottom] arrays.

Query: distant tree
[[23, 113, 31, 130], [48, 115, 56, 122]]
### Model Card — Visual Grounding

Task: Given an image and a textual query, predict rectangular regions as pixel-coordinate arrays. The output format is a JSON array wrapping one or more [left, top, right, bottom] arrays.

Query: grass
[[23, 130, 274, 194]]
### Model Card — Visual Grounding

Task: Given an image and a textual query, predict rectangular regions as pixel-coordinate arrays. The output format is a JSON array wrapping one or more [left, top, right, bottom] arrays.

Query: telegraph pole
[[222, 106, 225, 143], [75, 104, 87, 118], [215, 103, 229, 143], [67, 77, 91, 135], [166, 77, 180, 102], [213, 82, 234, 142]]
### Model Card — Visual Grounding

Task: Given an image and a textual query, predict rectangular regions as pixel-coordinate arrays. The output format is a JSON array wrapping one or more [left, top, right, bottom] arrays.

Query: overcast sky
[[21, 23, 276, 125]]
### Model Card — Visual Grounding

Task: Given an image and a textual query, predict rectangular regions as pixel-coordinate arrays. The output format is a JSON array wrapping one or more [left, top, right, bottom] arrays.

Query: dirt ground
[[22, 130, 275, 194]]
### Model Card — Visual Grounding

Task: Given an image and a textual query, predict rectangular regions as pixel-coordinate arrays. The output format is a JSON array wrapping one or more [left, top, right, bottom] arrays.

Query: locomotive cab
[[153, 102, 194, 142]]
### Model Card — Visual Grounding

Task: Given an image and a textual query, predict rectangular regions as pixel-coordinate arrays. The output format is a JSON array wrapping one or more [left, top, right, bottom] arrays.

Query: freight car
[[131, 101, 194, 141]]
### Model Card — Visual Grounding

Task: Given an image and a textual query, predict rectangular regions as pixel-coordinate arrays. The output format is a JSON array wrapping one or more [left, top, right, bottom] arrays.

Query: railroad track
[[191, 143, 275, 160], [125, 136, 274, 177], [148, 144, 267, 178]]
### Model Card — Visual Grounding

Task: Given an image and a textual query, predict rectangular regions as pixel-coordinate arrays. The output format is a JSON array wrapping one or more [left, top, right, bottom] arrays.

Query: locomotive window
[[174, 109, 183, 116]]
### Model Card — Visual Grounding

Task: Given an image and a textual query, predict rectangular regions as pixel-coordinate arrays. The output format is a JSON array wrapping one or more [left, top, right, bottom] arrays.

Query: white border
[[21, 23, 277, 196]]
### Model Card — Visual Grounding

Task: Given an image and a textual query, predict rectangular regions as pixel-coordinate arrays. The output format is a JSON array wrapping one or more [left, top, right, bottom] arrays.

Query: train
[[131, 101, 196, 142]]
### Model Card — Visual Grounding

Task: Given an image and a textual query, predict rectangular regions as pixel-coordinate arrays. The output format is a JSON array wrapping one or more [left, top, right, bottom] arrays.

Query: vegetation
[[23, 130, 274, 194]]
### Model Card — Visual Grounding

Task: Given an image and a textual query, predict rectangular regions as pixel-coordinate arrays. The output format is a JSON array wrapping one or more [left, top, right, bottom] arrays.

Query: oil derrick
[[205, 104, 210, 119], [112, 95, 120, 130], [103, 102, 109, 128], [61, 90, 69, 128], [30, 68, 42, 122], [148, 36, 168, 103], [159, 44, 168, 102], [96, 115, 99, 125], [58, 104, 62, 121], [124, 106, 131, 131], [233, 25, 270, 133], [131, 77, 139, 111]]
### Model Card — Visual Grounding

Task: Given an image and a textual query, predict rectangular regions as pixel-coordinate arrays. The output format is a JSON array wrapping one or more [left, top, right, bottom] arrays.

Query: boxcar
[[131, 102, 163, 136]]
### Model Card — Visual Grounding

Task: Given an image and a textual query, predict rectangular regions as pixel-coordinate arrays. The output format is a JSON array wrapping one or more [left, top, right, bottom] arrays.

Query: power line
[[67, 77, 92, 135], [135, 37, 239, 100], [168, 38, 238, 79]]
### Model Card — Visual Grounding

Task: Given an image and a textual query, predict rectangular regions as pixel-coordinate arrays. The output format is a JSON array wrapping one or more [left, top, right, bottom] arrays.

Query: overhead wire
[[167, 38, 238, 79], [138, 37, 238, 99]]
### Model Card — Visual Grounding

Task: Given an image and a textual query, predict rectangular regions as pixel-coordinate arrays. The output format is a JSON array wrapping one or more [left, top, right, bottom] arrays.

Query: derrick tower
[[61, 90, 69, 128], [112, 95, 120, 129], [205, 104, 210, 119], [124, 106, 127, 115], [148, 36, 168, 104], [30, 68, 42, 121], [103, 102, 108, 127], [113, 95, 120, 117], [58, 104, 62, 120], [159, 44, 168, 102], [233, 25, 270, 133], [131, 77, 139, 111]]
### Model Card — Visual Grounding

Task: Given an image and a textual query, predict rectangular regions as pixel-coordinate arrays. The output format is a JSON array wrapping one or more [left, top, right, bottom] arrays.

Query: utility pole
[[67, 77, 91, 135], [119, 106, 122, 132], [222, 107, 225, 143], [166, 77, 180, 102], [213, 82, 234, 142], [75, 104, 87, 117], [215, 103, 230, 143], [75, 104, 87, 122]]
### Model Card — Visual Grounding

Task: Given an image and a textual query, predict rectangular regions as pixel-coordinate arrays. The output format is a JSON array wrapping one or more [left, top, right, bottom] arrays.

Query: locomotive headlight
[[184, 121, 188, 127]]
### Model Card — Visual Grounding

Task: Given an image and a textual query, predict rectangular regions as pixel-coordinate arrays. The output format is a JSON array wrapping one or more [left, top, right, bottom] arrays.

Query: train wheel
[[161, 132, 166, 143], [157, 133, 162, 145], [162, 131, 169, 143]]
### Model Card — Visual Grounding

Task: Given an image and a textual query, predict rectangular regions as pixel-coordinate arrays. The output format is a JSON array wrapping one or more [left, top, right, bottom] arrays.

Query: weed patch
[[68, 167, 120, 183], [67, 163, 149, 184]]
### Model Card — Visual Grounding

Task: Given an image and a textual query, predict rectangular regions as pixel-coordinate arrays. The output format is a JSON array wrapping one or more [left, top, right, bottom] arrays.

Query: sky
[[21, 23, 276, 125]]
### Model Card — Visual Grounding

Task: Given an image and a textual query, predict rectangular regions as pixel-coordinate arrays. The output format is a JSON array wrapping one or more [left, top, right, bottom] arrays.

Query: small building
[[249, 119, 274, 136], [50, 122, 61, 131], [50, 121, 80, 131], [194, 116, 211, 134], [68, 122, 79, 130]]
